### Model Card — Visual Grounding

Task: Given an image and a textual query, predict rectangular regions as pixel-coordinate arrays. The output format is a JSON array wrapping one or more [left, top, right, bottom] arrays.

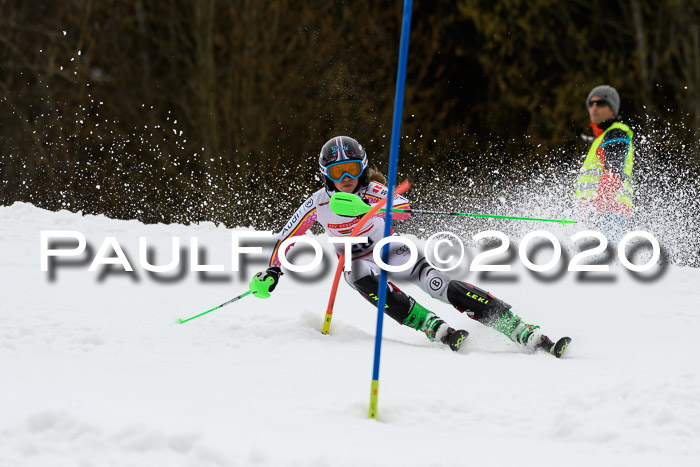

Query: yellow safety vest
[[575, 122, 634, 211]]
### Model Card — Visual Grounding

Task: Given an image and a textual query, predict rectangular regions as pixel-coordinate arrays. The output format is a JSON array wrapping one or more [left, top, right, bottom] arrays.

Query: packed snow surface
[[1, 202, 699, 467]]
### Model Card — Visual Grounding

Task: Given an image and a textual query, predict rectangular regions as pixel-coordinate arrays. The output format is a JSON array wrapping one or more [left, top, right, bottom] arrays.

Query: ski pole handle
[[178, 290, 253, 324]]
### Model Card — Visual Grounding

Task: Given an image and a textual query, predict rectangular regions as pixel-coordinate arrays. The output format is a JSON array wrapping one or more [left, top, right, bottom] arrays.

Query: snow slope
[[1, 202, 699, 467]]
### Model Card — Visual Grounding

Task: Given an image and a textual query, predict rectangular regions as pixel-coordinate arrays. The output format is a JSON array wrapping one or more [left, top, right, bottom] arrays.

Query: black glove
[[262, 266, 283, 292]]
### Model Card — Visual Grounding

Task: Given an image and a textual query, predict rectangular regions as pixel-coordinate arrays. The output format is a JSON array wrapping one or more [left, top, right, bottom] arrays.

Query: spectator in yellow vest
[[575, 85, 635, 241]]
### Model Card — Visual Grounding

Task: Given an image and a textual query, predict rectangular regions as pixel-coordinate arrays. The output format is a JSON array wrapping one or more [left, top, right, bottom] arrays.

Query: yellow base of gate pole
[[368, 379, 379, 419], [321, 312, 332, 335]]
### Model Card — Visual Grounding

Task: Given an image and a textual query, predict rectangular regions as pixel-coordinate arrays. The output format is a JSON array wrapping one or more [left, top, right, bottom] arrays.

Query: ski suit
[[261, 180, 569, 356], [267, 182, 506, 326]]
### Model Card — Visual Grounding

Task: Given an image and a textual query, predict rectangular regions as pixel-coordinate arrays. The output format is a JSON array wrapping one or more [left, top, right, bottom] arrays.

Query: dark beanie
[[587, 85, 620, 115]]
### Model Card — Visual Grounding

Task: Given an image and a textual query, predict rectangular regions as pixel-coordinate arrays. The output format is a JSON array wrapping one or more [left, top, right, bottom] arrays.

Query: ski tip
[[448, 329, 469, 352], [176, 318, 184, 324], [551, 336, 572, 358]]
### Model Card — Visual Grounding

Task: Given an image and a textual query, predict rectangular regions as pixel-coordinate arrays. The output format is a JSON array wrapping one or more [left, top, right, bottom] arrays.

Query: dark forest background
[[1, 0, 698, 228]]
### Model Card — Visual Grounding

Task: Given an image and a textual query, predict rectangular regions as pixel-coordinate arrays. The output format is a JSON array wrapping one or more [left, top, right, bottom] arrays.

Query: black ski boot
[[405, 302, 468, 352]]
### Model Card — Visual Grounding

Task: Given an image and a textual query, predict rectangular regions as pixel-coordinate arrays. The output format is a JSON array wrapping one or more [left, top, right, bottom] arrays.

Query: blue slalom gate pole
[[369, 0, 413, 420]]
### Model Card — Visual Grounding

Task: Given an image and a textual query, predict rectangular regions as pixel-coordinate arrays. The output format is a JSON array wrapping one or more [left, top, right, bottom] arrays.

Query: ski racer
[[249, 136, 571, 357]]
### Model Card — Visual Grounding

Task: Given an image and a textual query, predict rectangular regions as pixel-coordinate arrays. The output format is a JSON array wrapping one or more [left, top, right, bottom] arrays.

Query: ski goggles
[[322, 160, 366, 182]]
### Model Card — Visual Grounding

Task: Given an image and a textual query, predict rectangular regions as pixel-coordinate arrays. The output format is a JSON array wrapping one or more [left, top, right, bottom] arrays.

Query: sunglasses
[[588, 99, 609, 108], [325, 160, 364, 182]]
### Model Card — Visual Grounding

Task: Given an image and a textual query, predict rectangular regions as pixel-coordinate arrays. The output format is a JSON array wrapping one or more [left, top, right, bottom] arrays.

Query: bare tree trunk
[[193, 0, 220, 170], [667, 1, 700, 141], [683, 23, 700, 141], [630, 0, 655, 113]]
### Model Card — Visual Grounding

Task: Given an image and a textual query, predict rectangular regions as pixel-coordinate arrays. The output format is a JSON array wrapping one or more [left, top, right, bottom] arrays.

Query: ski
[[534, 334, 572, 358], [444, 328, 469, 352], [549, 337, 572, 358]]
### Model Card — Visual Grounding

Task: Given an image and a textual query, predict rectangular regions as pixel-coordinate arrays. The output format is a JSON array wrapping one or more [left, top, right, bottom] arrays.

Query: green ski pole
[[329, 192, 576, 226], [178, 290, 254, 324], [392, 208, 576, 226]]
